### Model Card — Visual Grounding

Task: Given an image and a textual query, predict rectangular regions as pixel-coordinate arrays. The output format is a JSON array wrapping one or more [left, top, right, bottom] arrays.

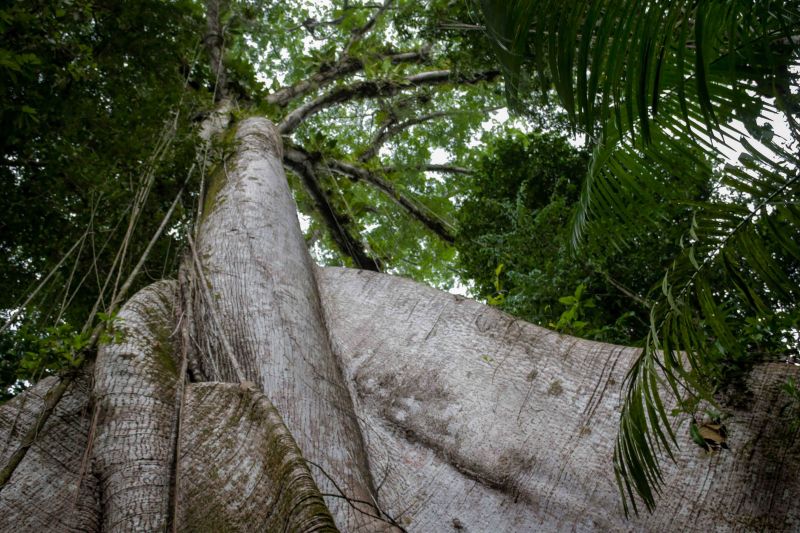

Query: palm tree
[[479, 0, 800, 514]]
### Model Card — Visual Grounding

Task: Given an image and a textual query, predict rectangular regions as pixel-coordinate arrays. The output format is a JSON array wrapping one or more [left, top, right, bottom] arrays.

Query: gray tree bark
[[1, 117, 798, 532]]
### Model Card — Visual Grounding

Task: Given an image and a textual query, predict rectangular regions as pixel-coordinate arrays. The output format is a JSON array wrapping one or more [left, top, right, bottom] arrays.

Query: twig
[[359, 108, 495, 162], [305, 459, 407, 532], [343, 0, 393, 55], [382, 164, 474, 175], [0, 234, 87, 335]]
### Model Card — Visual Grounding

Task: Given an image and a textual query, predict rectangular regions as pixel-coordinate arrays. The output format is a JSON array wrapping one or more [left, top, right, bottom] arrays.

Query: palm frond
[[585, 102, 799, 513], [479, 0, 800, 514]]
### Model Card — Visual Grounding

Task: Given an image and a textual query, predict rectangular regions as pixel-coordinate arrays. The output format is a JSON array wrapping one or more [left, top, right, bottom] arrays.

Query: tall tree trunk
[[1, 117, 798, 532], [187, 118, 387, 530]]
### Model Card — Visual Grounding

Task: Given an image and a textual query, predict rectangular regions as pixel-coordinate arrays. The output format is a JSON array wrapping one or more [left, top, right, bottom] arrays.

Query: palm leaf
[[478, 0, 800, 514]]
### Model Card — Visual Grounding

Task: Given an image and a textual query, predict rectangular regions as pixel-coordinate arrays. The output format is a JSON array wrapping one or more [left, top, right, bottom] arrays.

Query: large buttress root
[[0, 372, 100, 531], [318, 267, 800, 531], [92, 280, 181, 531], [92, 277, 340, 531]]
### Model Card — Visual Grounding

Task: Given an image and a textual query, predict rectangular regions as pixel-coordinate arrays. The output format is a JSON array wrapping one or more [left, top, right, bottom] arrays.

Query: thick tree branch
[[384, 164, 474, 175], [287, 146, 455, 243], [332, 161, 456, 244], [278, 69, 500, 134], [283, 149, 382, 271], [265, 50, 427, 107]]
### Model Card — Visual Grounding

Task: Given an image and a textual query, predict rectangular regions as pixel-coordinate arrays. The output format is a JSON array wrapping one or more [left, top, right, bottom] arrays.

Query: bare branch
[[438, 22, 485, 31], [267, 58, 364, 107], [286, 2, 387, 36], [384, 164, 475, 175], [384, 49, 429, 63], [278, 69, 499, 134], [284, 149, 382, 271], [359, 107, 500, 162]]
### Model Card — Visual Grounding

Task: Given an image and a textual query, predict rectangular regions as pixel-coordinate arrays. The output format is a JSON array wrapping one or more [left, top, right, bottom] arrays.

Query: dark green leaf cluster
[[1, 0, 211, 394], [456, 130, 701, 345]]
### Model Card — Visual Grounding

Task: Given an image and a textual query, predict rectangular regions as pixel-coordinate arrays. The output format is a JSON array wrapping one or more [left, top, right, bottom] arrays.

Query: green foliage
[[782, 376, 800, 433], [478, 0, 800, 514], [457, 130, 699, 345], [551, 283, 595, 337], [0, 0, 210, 396], [0, 308, 123, 403], [266, 1, 505, 289]]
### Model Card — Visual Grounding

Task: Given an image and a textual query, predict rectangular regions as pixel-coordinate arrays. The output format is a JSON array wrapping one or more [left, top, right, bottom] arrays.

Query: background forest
[[1, 0, 799, 512]]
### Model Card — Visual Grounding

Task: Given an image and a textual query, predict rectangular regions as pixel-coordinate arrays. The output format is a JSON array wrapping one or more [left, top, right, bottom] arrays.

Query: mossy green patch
[[200, 123, 242, 223], [201, 164, 228, 223]]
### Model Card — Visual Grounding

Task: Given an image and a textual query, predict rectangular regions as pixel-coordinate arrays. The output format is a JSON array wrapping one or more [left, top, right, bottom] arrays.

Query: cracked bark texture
[[0, 371, 100, 531], [92, 280, 180, 531], [177, 382, 337, 532], [2, 115, 799, 532]]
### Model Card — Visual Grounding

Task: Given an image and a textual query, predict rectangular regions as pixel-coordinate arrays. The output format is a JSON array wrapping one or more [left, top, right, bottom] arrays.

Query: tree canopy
[[457, 129, 713, 345], [1, 0, 208, 397]]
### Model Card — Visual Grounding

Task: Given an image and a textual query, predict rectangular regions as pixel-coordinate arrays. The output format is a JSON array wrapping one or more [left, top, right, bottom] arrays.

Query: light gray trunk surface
[[0, 372, 100, 531], [190, 118, 385, 530], [1, 117, 798, 532], [92, 280, 179, 531], [318, 267, 800, 531]]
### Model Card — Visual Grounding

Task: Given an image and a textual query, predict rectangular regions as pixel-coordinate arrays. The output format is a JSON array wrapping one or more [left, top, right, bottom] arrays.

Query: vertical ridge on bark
[[194, 117, 390, 530], [177, 382, 339, 532], [93, 280, 180, 531], [0, 371, 100, 531]]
